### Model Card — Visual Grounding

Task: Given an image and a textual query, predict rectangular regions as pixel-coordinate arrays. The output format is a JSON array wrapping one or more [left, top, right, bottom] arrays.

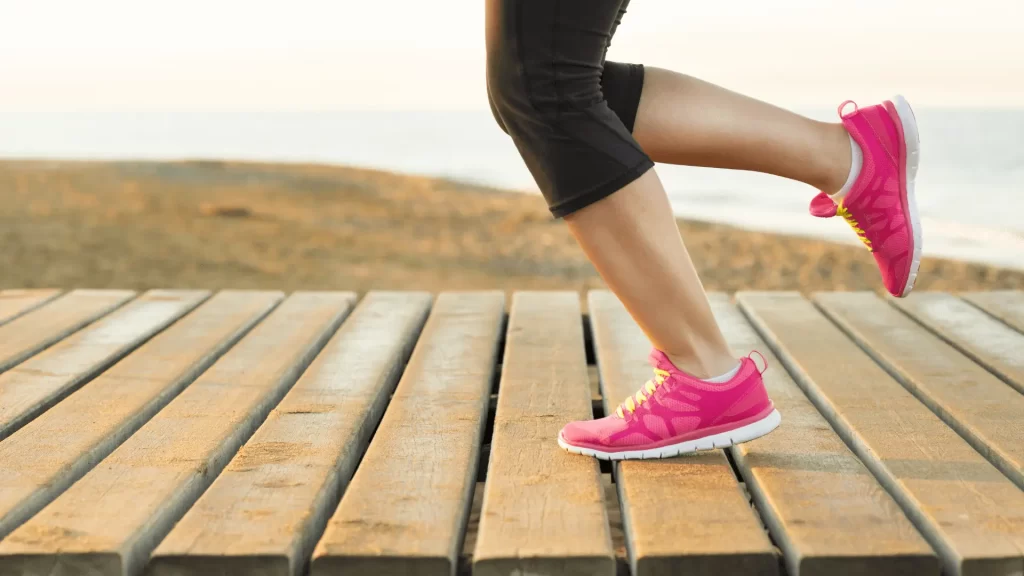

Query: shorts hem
[[548, 157, 655, 218]]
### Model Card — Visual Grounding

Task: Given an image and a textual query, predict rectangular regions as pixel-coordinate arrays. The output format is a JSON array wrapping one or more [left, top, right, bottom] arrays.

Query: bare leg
[[566, 169, 736, 379], [565, 69, 855, 378], [634, 67, 852, 193]]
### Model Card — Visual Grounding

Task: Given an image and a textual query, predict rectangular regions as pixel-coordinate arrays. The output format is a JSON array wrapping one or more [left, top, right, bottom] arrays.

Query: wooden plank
[[0, 289, 134, 373], [892, 292, 1024, 394], [308, 292, 503, 576], [587, 290, 777, 576], [473, 292, 615, 576], [151, 291, 434, 576], [709, 294, 937, 576], [0, 290, 282, 540], [738, 292, 1024, 576], [815, 291, 1024, 489], [0, 289, 61, 326], [0, 292, 355, 576], [0, 290, 208, 441], [962, 290, 1024, 334]]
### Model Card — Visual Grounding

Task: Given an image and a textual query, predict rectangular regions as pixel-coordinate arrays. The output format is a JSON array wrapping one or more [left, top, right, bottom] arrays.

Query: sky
[[1, 0, 1023, 111]]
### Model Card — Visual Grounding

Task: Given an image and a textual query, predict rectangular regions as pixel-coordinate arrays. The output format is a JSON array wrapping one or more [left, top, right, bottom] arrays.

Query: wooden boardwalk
[[0, 288, 1021, 576]]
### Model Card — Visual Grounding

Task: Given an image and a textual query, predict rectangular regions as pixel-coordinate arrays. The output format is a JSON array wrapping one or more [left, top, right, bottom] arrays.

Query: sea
[[2, 109, 1022, 270]]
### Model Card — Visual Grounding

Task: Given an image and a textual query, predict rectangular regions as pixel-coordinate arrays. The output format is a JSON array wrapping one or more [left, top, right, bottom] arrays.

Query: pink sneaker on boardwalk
[[558, 350, 780, 460], [809, 95, 923, 297]]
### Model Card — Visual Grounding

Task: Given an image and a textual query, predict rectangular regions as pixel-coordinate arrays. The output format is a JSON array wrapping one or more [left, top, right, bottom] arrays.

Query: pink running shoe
[[809, 95, 922, 297], [558, 350, 780, 460]]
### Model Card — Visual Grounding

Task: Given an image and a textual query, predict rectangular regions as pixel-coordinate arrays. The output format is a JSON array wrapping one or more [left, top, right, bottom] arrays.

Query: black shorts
[[486, 0, 653, 218]]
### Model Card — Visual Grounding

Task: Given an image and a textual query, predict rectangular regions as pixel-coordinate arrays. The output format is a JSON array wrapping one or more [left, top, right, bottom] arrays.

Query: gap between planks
[[588, 290, 777, 576], [0, 290, 282, 540], [150, 291, 434, 576], [0, 292, 356, 576], [711, 293, 937, 576], [474, 291, 615, 576], [815, 291, 1024, 490], [0, 290, 210, 442], [739, 291, 1024, 576], [0, 289, 136, 375], [0, 289, 62, 328]]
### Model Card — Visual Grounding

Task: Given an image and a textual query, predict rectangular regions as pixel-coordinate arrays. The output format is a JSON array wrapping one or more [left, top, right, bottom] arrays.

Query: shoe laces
[[615, 368, 670, 419], [836, 201, 873, 252]]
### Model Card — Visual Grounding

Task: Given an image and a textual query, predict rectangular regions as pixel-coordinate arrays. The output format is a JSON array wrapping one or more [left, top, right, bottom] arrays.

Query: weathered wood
[[0, 289, 61, 326], [587, 291, 777, 576], [739, 292, 1024, 576], [0, 290, 281, 540], [473, 292, 615, 576], [815, 291, 1024, 489], [150, 292, 434, 576], [0, 292, 355, 576], [891, 292, 1024, 395], [963, 290, 1024, 334], [0, 290, 208, 441], [309, 292, 503, 576], [0, 289, 134, 373], [709, 294, 936, 576]]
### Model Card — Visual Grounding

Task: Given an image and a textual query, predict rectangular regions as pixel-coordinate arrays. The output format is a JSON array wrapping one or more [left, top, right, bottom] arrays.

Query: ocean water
[[2, 109, 1023, 269]]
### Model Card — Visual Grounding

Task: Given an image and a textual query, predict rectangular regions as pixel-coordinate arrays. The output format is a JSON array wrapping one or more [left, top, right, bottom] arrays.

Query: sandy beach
[[1, 159, 1021, 296]]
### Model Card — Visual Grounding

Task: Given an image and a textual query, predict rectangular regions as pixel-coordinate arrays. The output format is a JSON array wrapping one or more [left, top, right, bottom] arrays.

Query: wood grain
[[0, 289, 134, 373], [473, 292, 615, 576], [962, 291, 1024, 334], [0, 290, 208, 441], [710, 293, 936, 576], [0, 289, 61, 327], [309, 292, 503, 576], [891, 292, 1024, 395], [815, 291, 1024, 489], [0, 290, 281, 540], [739, 291, 1024, 576], [151, 291, 433, 576], [0, 292, 354, 576], [588, 290, 777, 576]]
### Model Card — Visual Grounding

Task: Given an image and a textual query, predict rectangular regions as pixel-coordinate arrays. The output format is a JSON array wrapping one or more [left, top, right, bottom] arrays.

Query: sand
[[1, 160, 1021, 295]]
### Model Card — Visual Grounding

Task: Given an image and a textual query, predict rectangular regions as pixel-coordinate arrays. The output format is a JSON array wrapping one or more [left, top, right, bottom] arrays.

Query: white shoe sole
[[892, 94, 922, 297], [557, 409, 782, 461]]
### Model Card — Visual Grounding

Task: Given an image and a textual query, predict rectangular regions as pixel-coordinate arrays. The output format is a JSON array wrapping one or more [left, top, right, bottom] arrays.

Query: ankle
[[815, 122, 853, 193], [666, 350, 738, 380]]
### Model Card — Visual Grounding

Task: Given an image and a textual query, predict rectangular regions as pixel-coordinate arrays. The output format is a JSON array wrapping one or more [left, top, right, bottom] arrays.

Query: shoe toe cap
[[559, 420, 597, 445]]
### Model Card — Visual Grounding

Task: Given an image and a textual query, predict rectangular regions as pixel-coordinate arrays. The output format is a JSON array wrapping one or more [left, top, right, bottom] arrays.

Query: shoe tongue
[[809, 192, 838, 218]]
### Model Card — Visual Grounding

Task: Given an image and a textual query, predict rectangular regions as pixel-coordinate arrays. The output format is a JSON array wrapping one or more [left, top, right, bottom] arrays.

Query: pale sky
[[2, 0, 1023, 111]]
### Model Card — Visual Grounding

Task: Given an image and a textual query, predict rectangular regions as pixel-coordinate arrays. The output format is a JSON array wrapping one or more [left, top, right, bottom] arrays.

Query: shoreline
[[4, 108, 1022, 271], [1, 159, 1022, 295], [10, 155, 1024, 272]]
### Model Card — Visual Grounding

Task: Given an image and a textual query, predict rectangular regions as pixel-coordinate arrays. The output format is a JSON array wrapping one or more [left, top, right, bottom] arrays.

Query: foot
[[809, 95, 922, 297], [558, 349, 780, 460]]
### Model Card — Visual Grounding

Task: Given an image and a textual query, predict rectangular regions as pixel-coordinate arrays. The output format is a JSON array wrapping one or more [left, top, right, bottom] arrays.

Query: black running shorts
[[486, 0, 653, 218]]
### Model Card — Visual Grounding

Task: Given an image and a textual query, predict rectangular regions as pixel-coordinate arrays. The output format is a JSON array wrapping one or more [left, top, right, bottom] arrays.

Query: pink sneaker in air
[[809, 95, 922, 297], [558, 350, 780, 460]]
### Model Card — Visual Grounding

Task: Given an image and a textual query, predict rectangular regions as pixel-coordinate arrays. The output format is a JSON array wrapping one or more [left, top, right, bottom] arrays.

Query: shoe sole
[[891, 94, 922, 297], [557, 409, 782, 461]]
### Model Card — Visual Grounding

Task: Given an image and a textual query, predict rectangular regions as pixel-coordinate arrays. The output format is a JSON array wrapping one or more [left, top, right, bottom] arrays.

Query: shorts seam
[[512, 0, 542, 123], [579, 101, 648, 158]]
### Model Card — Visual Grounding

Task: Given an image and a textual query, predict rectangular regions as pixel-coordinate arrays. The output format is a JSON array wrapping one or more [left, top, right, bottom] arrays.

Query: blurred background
[[2, 0, 1023, 293]]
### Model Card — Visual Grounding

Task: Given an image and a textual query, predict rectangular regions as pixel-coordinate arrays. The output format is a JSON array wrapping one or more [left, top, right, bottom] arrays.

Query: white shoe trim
[[892, 94, 922, 297], [557, 409, 782, 461]]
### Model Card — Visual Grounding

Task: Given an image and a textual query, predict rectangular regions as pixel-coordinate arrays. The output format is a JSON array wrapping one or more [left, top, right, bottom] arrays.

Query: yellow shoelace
[[836, 202, 872, 251], [615, 368, 670, 418]]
